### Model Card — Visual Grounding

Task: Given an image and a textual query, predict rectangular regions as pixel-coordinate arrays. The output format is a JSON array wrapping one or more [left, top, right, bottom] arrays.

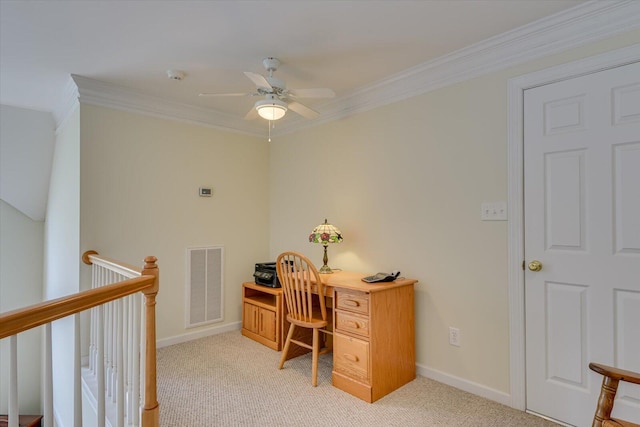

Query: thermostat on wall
[[199, 187, 212, 197]]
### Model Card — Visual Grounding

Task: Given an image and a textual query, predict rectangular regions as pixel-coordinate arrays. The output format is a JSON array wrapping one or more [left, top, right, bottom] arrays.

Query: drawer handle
[[343, 353, 359, 362], [343, 299, 361, 307], [345, 320, 361, 329]]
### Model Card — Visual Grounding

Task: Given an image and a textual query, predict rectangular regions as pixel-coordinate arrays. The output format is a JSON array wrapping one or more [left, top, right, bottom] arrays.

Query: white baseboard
[[416, 363, 512, 407], [156, 321, 241, 349]]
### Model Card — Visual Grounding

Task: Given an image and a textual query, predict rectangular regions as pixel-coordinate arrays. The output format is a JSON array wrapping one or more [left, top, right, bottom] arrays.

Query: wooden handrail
[[1, 252, 160, 427], [0, 274, 154, 339], [83, 250, 143, 278]]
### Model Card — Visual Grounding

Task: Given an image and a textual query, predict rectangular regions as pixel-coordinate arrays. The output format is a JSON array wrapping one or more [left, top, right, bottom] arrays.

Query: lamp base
[[318, 264, 334, 274], [319, 244, 334, 274]]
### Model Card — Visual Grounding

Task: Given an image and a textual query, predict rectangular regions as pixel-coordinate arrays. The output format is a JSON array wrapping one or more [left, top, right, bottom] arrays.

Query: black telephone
[[361, 271, 400, 283]]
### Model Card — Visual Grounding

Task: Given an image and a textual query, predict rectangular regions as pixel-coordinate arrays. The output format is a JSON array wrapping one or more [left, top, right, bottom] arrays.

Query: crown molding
[[279, 0, 640, 136], [67, 75, 266, 136], [53, 0, 640, 137], [52, 75, 79, 131]]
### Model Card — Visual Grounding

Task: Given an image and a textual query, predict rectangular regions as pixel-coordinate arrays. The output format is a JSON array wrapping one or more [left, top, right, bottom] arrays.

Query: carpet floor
[[157, 330, 559, 426]]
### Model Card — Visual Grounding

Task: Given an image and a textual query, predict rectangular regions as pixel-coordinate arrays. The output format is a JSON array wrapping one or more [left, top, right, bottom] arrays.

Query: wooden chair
[[276, 251, 332, 386], [590, 362, 640, 427]]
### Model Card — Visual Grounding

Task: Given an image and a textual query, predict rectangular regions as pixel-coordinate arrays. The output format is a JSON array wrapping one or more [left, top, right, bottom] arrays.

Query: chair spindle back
[[276, 252, 327, 323]]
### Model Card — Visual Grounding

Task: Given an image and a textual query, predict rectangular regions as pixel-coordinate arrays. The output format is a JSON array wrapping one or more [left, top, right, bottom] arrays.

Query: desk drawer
[[335, 290, 369, 315], [334, 333, 369, 382], [335, 311, 369, 337]]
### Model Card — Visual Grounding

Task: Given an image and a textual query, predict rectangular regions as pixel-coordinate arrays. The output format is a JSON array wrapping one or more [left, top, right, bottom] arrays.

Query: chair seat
[[602, 420, 640, 427], [286, 314, 328, 329]]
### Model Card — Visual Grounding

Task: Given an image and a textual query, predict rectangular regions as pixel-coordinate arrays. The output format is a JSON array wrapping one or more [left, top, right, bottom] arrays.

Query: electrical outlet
[[449, 327, 461, 347]]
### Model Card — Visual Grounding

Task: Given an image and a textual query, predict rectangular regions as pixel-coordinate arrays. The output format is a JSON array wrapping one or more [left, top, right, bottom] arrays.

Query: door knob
[[528, 260, 542, 272]]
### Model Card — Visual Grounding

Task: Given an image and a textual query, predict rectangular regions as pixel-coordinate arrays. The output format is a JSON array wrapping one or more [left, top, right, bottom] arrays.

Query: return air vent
[[186, 246, 223, 328]]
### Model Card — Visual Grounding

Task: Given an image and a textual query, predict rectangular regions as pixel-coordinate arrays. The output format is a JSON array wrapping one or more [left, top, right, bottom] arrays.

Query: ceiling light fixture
[[255, 95, 287, 121]]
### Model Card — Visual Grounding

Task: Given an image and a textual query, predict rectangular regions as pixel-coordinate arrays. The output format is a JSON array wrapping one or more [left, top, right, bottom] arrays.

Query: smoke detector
[[167, 69, 185, 81]]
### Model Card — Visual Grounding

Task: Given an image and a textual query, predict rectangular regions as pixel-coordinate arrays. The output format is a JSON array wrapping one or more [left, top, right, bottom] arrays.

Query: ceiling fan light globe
[[255, 98, 287, 120]]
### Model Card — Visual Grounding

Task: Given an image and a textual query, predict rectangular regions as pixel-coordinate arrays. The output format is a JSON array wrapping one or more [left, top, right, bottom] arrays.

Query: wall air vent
[[186, 246, 223, 327]]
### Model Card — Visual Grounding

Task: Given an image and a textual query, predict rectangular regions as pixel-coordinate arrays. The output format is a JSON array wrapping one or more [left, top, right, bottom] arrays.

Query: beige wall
[[0, 200, 43, 414], [78, 105, 270, 341], [269, 31, 640, 395]]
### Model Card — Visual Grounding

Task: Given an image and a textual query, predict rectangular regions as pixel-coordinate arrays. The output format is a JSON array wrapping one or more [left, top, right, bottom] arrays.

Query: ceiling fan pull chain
[[268, 120, 272, 142]]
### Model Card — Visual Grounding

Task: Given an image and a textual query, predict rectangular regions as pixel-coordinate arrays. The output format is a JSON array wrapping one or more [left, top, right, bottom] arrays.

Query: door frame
[[506, 44, 640, 411]]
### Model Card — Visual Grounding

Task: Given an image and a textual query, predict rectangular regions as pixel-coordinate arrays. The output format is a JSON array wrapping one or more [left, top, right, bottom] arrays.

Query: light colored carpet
[[157, 330, 558, 426]]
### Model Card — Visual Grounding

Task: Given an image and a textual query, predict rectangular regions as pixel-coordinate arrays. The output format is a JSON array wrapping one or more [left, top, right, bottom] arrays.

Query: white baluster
[[109, 272, 116, 401], [89, 265, 97, 373], [90, 306, 95, 373], [97, 305, 105, 427], [121, 274, 129, 417], [9, 335, 18, 427], [106, 301, 113, 398], [139, 294, 146, 415], [132, 293, 141, 426], [44, 324, 53, 427], [126, 295, 133, 424], [74, 313, 83, 426], [117, 299, 124, 427], [111, 301, 117, 402]]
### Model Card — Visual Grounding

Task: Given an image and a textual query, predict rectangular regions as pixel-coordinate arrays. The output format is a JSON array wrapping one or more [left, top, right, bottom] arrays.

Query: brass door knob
[[528, 260, 542, 272]]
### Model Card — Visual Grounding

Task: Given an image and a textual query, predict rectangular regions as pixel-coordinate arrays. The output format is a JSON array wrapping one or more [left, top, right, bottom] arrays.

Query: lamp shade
[[309, 219, 343, 245], [255, 97, 287, 120]]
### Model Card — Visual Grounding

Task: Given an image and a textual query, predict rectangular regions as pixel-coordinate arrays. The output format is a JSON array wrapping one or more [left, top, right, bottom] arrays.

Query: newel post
[[140, 256, 160, 427]]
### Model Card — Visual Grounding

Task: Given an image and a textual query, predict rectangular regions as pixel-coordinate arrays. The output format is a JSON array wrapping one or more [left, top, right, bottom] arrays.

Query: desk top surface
[[316, 270, 417, 293]]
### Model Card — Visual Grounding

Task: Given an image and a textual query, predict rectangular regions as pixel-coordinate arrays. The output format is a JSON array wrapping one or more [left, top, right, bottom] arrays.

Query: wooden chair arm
[[590, 363, 640, 385]]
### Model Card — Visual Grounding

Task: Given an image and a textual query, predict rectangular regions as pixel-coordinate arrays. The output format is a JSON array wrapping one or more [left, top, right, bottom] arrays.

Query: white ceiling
[[1, 0, 593, 133]]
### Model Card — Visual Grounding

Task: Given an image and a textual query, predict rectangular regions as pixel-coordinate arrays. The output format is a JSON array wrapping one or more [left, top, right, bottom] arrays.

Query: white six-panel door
[[524, 61, 640, 426]]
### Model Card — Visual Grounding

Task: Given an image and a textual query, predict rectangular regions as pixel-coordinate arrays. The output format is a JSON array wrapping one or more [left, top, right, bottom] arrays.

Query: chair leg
[[279, 324, 296, 370], [311, 327, 319, 387], [321, 328, 333, 352], [593, 376, 619, 427]]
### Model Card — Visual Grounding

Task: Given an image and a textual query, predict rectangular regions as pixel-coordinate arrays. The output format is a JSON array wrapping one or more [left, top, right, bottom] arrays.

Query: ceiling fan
[[199, 57, 335, 121]]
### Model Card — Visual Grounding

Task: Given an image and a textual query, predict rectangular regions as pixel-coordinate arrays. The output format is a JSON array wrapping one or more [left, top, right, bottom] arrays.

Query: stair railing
[[0, 251, 159, 427]]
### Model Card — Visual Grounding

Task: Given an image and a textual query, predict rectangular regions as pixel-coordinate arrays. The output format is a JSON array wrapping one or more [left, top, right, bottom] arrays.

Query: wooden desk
[[242, 271, 417, 403], [323, 271, 417, 403]]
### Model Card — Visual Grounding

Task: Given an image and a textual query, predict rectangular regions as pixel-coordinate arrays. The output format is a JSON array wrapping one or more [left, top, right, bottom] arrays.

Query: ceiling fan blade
[[288, 88, 335, 98], [288, 101, 320, 119], [244, 107, 259, 120], [244, 71, 272, 89], [198, 92, 253, 97]]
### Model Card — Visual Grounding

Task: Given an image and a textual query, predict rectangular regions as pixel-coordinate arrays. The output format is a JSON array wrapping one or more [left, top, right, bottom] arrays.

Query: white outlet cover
[[449, 327, 461, 347]]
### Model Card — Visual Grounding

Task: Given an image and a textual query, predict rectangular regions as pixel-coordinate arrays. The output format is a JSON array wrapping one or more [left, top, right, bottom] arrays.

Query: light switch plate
[[481, 202, 507, 221]]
